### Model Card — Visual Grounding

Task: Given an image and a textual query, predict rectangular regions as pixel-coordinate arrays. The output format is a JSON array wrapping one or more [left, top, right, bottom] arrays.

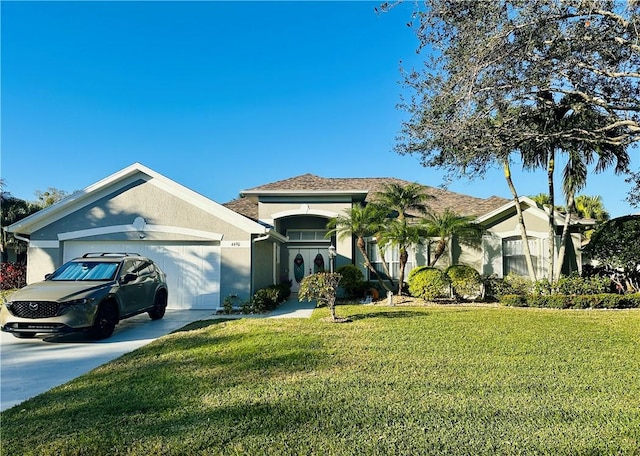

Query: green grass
[[2, 306, 640, 455]]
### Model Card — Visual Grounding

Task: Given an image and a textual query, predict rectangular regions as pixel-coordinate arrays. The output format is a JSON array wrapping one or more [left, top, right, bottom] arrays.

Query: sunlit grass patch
[[2, 306, 639, 455]]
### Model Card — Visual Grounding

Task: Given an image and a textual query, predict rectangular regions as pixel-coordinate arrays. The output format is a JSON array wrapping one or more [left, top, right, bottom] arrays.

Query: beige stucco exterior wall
[[220, 243, 253, 302], [22, 179, 259, 289], [25, 246, 58, 284], [487, 206, 550, 238], [32, 180, 251, 243], [257, 201, 351, 225], [251, 239, 276, 292]]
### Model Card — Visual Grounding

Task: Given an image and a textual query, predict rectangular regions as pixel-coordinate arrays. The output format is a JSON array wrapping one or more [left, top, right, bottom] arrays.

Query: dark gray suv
[[1, 253, 168, 340]]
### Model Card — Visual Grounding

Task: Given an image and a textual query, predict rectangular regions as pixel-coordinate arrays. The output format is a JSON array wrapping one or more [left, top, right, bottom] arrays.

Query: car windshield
[[49, 261, 119, 281]]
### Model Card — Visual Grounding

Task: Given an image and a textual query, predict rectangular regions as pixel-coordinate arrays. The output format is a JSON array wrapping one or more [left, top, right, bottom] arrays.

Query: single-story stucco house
[[6, 163, 591, 309]]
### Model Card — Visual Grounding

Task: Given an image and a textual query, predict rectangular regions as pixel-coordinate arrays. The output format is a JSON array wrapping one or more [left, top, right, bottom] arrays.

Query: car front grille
[[9, 301, 62, 319]]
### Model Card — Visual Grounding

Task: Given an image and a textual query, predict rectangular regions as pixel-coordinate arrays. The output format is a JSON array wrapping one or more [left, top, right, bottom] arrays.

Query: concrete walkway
[[268, 296, 316, 318], [0, 299, 316, 411]]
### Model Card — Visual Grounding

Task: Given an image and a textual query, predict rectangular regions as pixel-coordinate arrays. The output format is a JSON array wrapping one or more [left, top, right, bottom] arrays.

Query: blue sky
[[2, 1, 638, 217]]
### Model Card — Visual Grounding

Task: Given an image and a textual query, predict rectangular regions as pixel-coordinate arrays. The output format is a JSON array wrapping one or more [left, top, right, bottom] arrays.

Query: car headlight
[[63, 298, 96, 306], [58, 298, 97, 315]]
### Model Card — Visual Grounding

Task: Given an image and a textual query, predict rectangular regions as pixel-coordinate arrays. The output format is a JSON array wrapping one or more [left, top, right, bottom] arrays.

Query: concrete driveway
[[0, 298, 316, 412], [0, 309, 213, 411]]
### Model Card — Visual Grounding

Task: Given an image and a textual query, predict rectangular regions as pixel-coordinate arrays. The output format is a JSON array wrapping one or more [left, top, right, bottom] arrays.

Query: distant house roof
[[223, 174, 510, 220]]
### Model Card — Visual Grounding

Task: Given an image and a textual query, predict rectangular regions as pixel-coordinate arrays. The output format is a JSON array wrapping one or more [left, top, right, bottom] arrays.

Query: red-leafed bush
[[1, 263, 26, 290]]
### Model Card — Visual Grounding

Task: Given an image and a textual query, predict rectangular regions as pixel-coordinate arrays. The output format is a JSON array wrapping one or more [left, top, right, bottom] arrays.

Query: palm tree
[[373, 182, 432, 220], [552, 97, 629, 281], [368, 182, 434, 294], [376, 218, 422, 297], [520, 92, 630, 281], [1, 188, 40, 262], [420, 208, 484, 267], [366, 202, 397, 291], [574, 195, 609, 221], [502, 158, 538, 282], [326, 204, 392, 292]]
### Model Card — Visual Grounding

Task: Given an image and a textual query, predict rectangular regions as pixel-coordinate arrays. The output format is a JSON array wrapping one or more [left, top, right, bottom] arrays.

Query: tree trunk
[[328, 297, 337, 321], [397, 247, 408, 296], [357, 236, 391, 292], [504, 160, 537, 282], [547, 150, 556, 282], [554, 190, 575, 282], [375, 236, 396, 292], [428, 239, 447, 267]]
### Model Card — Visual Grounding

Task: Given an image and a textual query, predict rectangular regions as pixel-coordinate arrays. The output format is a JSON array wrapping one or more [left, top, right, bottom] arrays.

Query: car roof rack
[[81, 252, 141, 258]]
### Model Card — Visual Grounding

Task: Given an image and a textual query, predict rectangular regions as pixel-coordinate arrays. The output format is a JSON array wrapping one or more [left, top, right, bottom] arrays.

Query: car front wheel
[[148, 292, 167, 321], [90, 302, 118, 339]]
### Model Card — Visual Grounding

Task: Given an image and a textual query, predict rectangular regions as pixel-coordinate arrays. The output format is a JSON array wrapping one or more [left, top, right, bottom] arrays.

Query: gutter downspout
[[14, 234, 31, 244]]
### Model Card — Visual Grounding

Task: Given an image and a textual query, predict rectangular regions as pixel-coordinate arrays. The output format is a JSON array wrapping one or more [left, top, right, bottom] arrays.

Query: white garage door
[[64, 241, 220, 310]]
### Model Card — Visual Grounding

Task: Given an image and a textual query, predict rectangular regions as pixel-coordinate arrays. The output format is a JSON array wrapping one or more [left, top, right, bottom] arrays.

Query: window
[[287, 230, 328, 242], [503, 237, 539, 276], [50, 261, 119, 281], [368, 242, 414, 281]]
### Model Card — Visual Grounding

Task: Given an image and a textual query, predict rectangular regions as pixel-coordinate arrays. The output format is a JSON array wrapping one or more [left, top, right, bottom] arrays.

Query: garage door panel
[[64, 241, 220, 310]]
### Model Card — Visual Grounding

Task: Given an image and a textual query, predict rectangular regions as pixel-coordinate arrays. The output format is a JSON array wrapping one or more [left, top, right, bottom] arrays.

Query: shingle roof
[[222, 197, 260, 222], [222, 174, 510, 220]]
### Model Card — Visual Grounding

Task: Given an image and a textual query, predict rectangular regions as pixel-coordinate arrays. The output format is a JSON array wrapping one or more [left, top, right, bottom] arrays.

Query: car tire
[[148, 292, 167, 321], [90, 302, 118, 339], [13, 332, 37, 339]]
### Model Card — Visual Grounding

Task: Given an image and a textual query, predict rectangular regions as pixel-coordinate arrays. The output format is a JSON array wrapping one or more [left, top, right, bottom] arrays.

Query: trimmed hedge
[[500, 293, 640, 309], [445, 265, 483, 300], [408, 266, 451, 300]]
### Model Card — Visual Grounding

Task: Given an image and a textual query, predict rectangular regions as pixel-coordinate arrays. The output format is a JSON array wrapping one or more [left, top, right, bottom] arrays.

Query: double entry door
[[288, 247, 330, 292]]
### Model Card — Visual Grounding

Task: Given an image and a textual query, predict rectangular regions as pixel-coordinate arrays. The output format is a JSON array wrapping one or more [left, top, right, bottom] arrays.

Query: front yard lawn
[[2, 306, 639, 455]]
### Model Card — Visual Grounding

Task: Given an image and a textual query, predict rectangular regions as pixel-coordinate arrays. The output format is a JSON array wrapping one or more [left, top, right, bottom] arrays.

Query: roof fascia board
[[477, 196, 551, 225], [8, 163, 268, 236], [144, 175, 267, 234], [241, 190, 369, 198], [6, 170, 149, 234], [58, 224, 224, 242]]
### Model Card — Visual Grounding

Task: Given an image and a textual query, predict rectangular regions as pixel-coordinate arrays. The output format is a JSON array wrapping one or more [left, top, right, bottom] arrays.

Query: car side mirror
[[120, 273, 137, 284], [45, 273, 52, 280]]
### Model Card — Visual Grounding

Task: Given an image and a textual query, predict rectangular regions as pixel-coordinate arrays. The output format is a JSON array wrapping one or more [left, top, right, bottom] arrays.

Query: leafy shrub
[[445, 265, 483, 300], [298, 272, 343, 321], [504, 274, 533, 295], [531, 277, 553, 295], [0, 263, 26, 290], [250, 282, 291, 313], [240, 300, 253, 314], [582, 215, 640, 292], [408, 266, 451, 300], [504, 293, 640, 309], [526, 294, 568, 308], [335, 265, 366, 299], [555, 273, 611, 295], [222, 296, 235, 314], [499, 294, 527, 307], [624, 293, 640, 308], [485, 274, 533, 301]]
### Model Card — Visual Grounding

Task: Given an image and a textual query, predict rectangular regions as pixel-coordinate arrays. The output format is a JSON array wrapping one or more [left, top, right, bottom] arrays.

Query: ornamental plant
[[335, 264, 366, 299], [0, 263, 26, 290], [408, 266, 450, 301], [445, 265, 483, 301], [298, 272, 342, 321]]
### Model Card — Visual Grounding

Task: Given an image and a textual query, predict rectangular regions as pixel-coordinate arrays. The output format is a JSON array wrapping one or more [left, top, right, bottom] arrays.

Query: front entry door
[[288, 247, 329, 292]]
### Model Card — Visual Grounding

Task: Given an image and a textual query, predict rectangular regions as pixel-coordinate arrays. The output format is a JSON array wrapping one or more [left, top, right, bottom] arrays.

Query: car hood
[[8, 281, 113, 302]]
